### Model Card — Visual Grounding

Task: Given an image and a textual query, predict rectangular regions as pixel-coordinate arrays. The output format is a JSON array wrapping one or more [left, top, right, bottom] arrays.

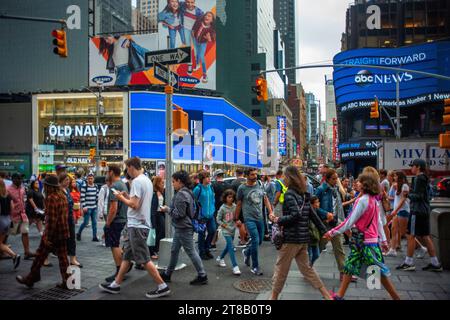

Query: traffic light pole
[[0, 13, 67, 26], [95, 85, 102, 175]]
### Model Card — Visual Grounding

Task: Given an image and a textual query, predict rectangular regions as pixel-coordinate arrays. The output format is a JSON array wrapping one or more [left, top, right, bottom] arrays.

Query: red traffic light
[[254, 77, 268, 102], [51, 29, 67, 58]]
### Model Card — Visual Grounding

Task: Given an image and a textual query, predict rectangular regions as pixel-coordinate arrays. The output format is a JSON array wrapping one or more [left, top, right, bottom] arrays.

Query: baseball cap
[[87, 171, 95, 177], [213, 169, 224, 177], [409, 159, 427, 170]]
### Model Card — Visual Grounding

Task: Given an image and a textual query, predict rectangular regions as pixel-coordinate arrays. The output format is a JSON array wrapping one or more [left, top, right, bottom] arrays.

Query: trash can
[[430, 208, 450, 270]]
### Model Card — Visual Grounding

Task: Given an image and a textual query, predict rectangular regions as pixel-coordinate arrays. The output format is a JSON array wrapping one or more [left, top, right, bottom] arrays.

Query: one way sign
[[145, 47, 191, 67], [154, 62, 180, 90]]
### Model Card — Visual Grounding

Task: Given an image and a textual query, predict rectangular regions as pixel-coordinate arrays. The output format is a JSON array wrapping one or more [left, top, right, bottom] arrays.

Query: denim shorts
[[397, 210, 410, 219]]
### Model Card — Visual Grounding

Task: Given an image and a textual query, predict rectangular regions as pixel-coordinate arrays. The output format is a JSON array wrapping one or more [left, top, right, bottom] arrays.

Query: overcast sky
[[297, 0, 349, 120]]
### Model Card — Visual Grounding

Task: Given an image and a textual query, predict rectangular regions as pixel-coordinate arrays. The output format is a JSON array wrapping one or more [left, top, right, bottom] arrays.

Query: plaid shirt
[[44, 192, 69, 242]]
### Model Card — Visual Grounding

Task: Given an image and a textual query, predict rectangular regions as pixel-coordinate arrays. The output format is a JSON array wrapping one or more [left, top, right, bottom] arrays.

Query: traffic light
[[253, 77, 268, 102], [89, 147, 96, 160], [439, 99, 450, 149], [370, 99, 380, 119], [51, 28, 67, 58]]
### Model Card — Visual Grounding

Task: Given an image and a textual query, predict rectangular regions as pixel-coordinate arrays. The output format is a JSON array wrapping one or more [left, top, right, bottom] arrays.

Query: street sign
[[145, 47, 191, 67], [154, 62, 180, 90]]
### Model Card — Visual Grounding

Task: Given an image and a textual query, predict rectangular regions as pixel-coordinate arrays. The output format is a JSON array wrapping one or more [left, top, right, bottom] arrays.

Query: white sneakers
[[415, 247, 428, 259], [216, 257, 226, 267], [386, 249, 397, 257], [232, 266, 241, 276]]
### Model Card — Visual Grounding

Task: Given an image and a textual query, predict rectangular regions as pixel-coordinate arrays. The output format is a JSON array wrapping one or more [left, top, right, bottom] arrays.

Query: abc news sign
[[355, 70, 413, 87]]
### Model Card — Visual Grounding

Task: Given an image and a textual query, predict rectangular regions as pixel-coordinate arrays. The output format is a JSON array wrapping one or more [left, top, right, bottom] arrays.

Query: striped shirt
[[81, 183, 99, 210]]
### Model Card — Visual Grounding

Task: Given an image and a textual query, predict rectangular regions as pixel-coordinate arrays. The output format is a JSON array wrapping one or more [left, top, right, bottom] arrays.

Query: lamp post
[[83, 85, 104, 175]]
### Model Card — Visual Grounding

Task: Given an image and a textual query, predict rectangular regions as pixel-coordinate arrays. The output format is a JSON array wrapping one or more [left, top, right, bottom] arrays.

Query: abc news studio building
[[333, 40, 450, 177]]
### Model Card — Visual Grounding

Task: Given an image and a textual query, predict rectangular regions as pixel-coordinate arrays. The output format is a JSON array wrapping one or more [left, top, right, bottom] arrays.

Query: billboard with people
[[89, 0, 217, 90]]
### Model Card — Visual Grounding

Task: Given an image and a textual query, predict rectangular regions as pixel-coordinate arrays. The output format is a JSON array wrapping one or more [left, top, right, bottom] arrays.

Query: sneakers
[[242, 249, 250, 267], [422, 263, 443, 272], [105, 273, 117, 283], [251, 268, 263, 276], [145, 286, 171, 299], [205, 251, 214, 259], [210, 244, 217, 252], [76, 233, 81, 241], [396, 263, 416, 271], [386, 249, 397, 257], [232, 266, 241, 276], [12, 254, 21, 270], [216, 257, 226, 267], [202, 74, 208, 83], [99, 282, 120, 294], [159, 271, 171, 283], [92, 237, 100, 242], [190, 275, 208, 285], [415, 247, 428, 259]]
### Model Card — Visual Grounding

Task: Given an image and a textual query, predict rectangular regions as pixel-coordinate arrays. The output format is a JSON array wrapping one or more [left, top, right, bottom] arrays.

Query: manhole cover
[[233, 279, 272, 294], [25, 287, 85, 300]]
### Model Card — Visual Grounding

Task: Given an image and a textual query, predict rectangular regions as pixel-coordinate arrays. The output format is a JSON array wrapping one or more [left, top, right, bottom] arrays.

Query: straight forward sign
[[145, 47, 191, 67], [154, 62, 180, 90]]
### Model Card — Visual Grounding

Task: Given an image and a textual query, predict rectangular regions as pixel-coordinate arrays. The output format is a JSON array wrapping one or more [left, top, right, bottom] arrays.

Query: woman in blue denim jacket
[[98, 36, 149, 86], [158, 0, 186, 49]]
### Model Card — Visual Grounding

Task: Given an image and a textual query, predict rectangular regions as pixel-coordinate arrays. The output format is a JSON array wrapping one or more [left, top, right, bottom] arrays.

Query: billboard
[[129, 92, 262, 167], [277, 116, 287, 156], [89, 0, 217, 90], [333, 42, 450, 113]]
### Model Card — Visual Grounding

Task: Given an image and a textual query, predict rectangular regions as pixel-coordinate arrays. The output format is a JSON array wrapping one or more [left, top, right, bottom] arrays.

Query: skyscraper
[[95, 0, 133, 34], [135, 0, 158, 31], [305, 92, 319, 158], [273, 0, 298, 84]]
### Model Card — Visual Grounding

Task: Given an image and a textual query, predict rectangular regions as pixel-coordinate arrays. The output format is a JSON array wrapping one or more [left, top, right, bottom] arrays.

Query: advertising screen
[[277, 116, 287, 156], [333, 42, 450, 113], [89, 0, 217, 90]]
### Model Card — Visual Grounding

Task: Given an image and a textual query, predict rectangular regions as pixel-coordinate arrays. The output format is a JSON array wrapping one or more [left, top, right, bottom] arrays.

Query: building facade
[[325, 77, 337, 162], [287, 84, 307, 160], [336, 1, 450, 176], [267, 99, 294, 163], [273, 0, 298, 84], [343, 0, 450, 51], [135, 0, 158, 31], [216, 0, 286, 124], [95, 0, 133, 34]]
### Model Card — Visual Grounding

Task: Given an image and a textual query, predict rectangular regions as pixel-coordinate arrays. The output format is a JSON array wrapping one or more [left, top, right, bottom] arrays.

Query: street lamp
[[83, 85, 103, 175]]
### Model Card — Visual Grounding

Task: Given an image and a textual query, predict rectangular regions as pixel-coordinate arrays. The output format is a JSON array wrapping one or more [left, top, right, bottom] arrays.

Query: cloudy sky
[[297, 0, 349, 120]]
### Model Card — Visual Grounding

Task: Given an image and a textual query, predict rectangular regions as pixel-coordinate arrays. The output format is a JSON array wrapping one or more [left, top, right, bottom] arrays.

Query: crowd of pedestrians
[[0, 156, 443, 300]]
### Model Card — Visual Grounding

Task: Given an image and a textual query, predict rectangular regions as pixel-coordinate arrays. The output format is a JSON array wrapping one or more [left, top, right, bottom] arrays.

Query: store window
[[37, 95, 124, 173]]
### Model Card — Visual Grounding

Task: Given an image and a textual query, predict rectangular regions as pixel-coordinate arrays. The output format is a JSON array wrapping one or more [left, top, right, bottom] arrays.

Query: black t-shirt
[[26, 189, 45, 216], [0, 195, 12, 216], [212, 181, 227, 212]]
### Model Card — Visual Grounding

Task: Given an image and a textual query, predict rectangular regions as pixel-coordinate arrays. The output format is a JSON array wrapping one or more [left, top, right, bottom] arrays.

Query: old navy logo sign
[[355, 70, 413, 87], [92, 76, 113, 84], [179, 76, 200, 85]]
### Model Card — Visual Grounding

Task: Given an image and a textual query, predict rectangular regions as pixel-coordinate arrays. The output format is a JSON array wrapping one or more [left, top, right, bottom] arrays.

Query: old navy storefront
[[31, 91, 262, 175]]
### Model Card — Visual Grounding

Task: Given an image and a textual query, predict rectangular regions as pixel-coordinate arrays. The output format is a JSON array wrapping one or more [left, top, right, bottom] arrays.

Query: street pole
[[165, 81, 174, 239], [396, 72, 401, 139], [95, 85, 102, 175], [317, 100, 322, 160]]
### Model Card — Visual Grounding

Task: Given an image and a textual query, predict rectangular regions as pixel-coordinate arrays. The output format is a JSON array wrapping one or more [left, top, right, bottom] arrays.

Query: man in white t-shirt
[[99, 157, 170, 299]]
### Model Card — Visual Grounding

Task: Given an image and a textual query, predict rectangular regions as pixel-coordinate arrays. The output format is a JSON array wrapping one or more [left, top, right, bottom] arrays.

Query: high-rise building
[[95, 0, 133, 34], [343, 0, 450, 50], [305, 92, 319, 159], [132, 7, 155, 32], [217, 0, 286, 124], [273, 0, 298, 84], [325, 76, 337, 162], [135, 0, 158, 31], [287, 83, 307, 160], [337, 0, 450, 176]]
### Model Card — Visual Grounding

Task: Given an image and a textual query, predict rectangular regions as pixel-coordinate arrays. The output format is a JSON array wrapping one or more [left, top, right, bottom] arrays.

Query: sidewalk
[[256, 242, 450, 300], [0, 220, 121, 300]]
